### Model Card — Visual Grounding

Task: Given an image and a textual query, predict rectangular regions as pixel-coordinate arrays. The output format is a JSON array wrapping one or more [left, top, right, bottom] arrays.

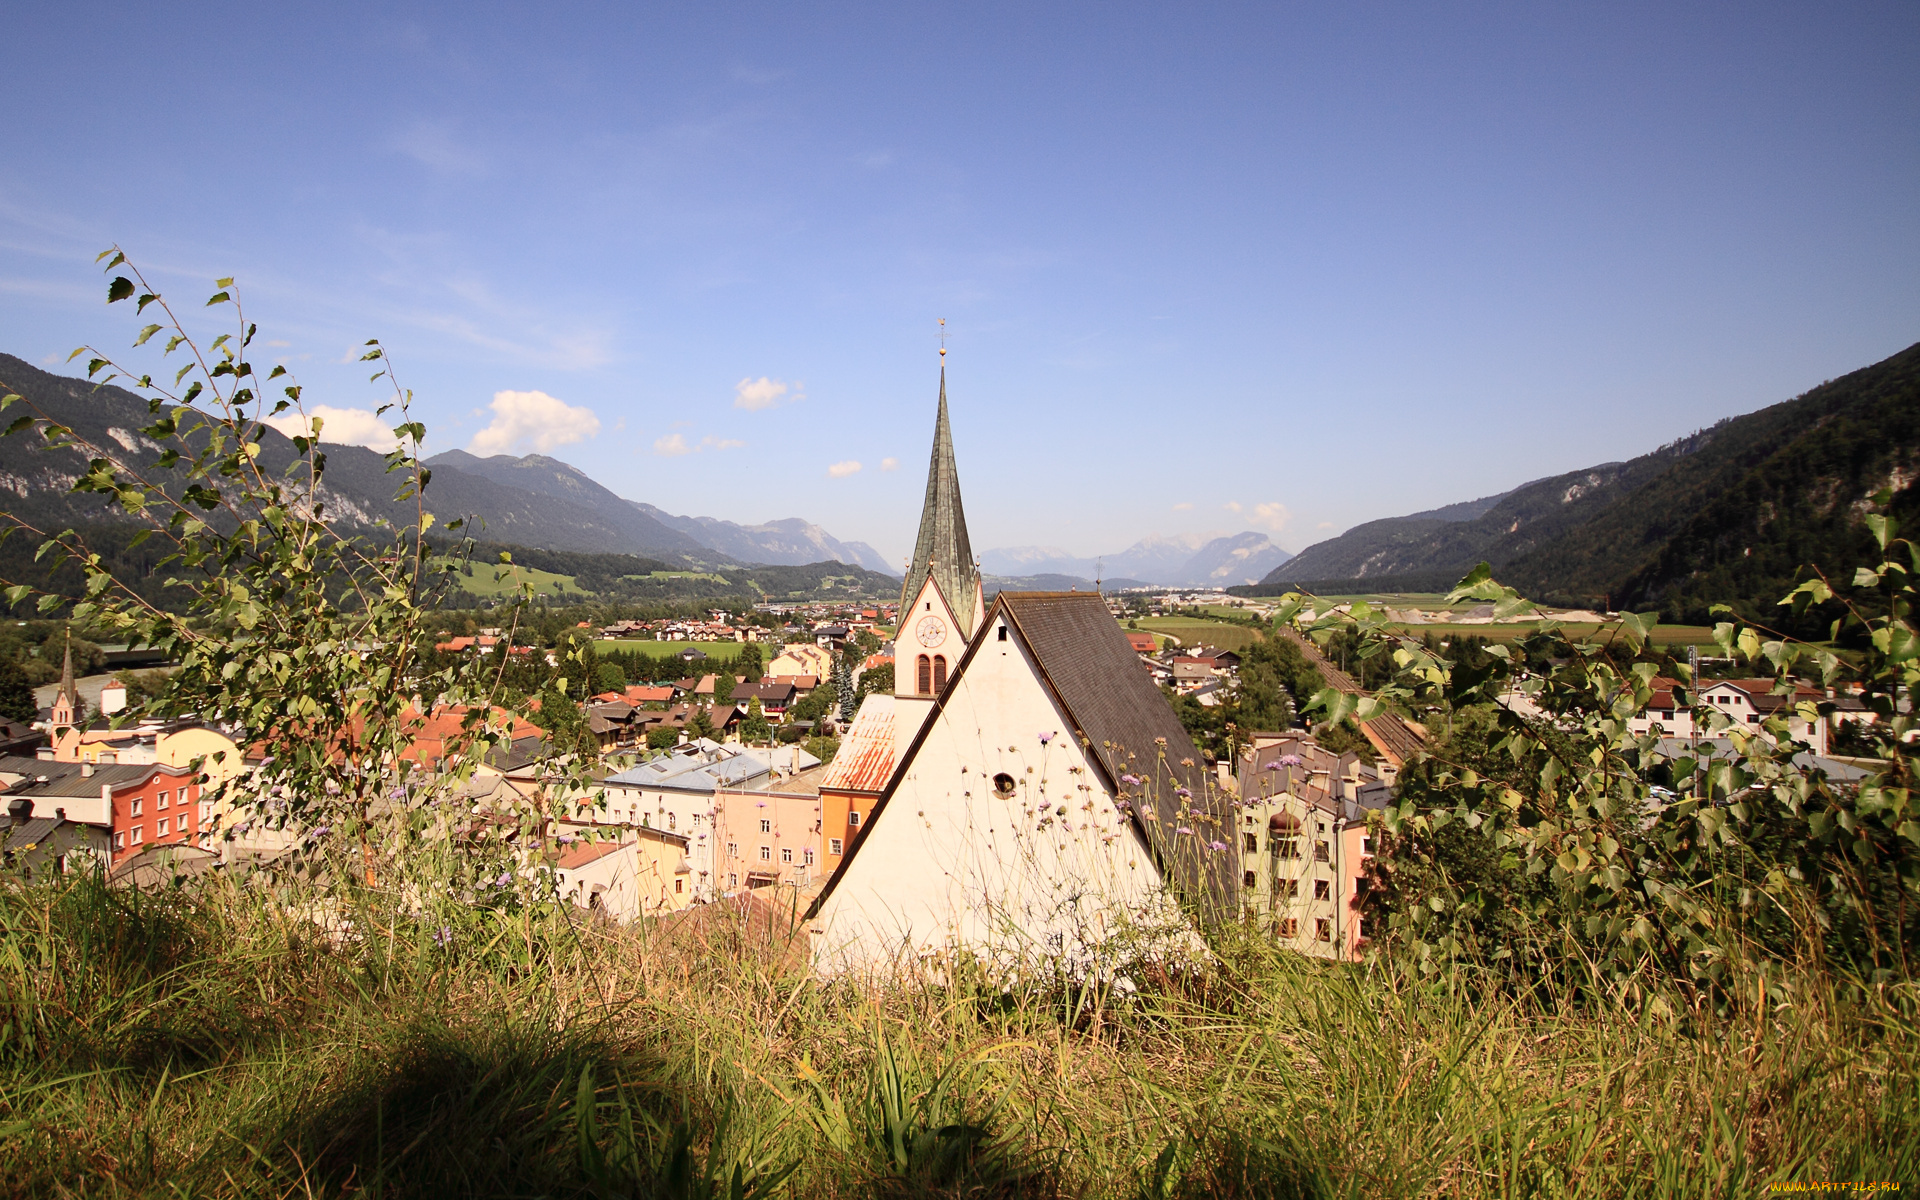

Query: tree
[[855, 662, 893, 705], [833, 654, 855, 720], [742, 697, 770, 743], [0, 249, 591, 898], [735, 642, 762, 682], [594, 660, 626, 693], [0, 659, 35, 723], [687, 705, 716, 743], [712, 672, 737, 708]]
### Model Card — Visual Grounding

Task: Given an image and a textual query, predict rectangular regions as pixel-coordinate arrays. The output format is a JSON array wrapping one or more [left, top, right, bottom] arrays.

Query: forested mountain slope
[[1248, 339, 1920, 624]]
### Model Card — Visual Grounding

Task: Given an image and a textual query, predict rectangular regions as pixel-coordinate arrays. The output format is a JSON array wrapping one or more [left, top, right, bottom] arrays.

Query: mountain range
[[980, 531, 1292, 588], [424, 449, 893, 572], [1249, 338, 1920, 626], [0, 353, 897, 575]]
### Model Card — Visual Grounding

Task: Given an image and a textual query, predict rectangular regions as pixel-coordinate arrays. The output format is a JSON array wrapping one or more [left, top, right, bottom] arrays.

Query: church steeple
[[899, 365, 981, 637], [50, 630, 80, 731]]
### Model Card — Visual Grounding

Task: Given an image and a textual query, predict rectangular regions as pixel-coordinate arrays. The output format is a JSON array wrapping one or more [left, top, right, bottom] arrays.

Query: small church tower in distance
[[894, 353, 983, 754]]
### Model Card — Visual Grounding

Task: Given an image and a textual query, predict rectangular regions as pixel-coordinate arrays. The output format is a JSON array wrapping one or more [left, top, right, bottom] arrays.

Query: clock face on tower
[[915, 614, 946, 647]]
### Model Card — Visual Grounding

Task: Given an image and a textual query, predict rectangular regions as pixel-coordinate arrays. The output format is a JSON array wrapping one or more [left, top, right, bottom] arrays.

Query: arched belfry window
[[932, 655, 948, 692], [916, 654, 932, 695]]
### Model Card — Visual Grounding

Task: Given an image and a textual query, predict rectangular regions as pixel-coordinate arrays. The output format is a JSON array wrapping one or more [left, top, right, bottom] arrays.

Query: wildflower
[[1208, 840, 1229, 852], [495, 871, 513, 887], [1279, 754, 1303, 767], [1121, 773, 1142, 786], [432, 926, 453, 948], [313, 825, 332, 837], [1039, 732, 1053, 744], [1176, 826, 1194, 835], [1175, 787, 1191, 799]]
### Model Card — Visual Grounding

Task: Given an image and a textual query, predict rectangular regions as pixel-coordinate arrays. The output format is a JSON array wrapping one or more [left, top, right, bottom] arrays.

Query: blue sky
[[3, 1, 1916, 566]]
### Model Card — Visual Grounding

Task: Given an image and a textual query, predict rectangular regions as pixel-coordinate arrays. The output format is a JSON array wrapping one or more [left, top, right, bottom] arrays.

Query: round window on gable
[[992, 772, 1017, 798]]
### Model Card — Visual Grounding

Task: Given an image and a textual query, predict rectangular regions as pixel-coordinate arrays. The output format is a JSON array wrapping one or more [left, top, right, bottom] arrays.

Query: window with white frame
[[781, 848, 792, 863], [760, 818, 771, 833], [759, 845, 771, 861], [829, 838, 843, 854]]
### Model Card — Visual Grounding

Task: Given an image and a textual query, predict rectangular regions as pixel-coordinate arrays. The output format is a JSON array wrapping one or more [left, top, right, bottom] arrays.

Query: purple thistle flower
[[432, 926, 453, 948], [313, 825, 332, 837], [495, 871, 512, 887], [1120, 773, 1142, 786], [1208, 840, 1229, 852], [1175, 787, 1191, 799], [1039, 732, 1053, 745], [1278, 754, 1303, 767], [1176, 826, 1194, 835]]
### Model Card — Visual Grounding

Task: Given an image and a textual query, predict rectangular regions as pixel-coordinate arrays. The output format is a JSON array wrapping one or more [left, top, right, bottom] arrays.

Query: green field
[[1133, 617, 1261, 652], [435, 558, 579, 598], [599, 639, 751, 662], [621, 571, 728, 583]]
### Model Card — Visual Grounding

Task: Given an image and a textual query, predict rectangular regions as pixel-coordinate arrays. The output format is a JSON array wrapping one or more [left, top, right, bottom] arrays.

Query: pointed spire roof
[[899, 367, 980, 635], [58, 634, 76, 707]]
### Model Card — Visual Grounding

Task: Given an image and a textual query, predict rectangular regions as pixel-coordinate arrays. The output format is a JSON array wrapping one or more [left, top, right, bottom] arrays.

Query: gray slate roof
[[898, 368, 981, 635], [998, 592, 1233, 911]]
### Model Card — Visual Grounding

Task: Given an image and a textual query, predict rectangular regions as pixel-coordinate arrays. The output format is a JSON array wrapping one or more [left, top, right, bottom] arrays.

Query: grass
[[1134, 617, 1261, 653], [623, 571, 730, 582], [601, 639, 752, 663], [435, 558, 580, 598], [1, 871, 1913, 1197]]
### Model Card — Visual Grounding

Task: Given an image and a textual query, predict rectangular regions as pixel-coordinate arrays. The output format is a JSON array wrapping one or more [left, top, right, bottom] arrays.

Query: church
[[804, 361, 1234, 976]]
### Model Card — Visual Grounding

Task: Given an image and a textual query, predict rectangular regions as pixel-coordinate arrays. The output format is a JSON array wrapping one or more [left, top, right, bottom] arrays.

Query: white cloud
[[655, 433, 744, 457], [734, 376, 804, 411], [262, 405, 402, 452], [1317, 521, 1334, 530], [1249, 502, 1292, 532], [1223, 501, 1243, 514], [468, 390, 601, 456], [827, 460, 862, 478], [1171, 501, 1195, 512], [880, 457, 899, 471]]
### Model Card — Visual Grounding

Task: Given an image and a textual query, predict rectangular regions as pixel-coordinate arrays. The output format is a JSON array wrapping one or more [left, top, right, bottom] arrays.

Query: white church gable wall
[[814, 625, 1176, 976]]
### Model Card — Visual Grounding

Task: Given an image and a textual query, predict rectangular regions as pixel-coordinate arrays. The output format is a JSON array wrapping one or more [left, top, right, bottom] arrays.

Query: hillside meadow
[[1, 871, 1913, 1199]]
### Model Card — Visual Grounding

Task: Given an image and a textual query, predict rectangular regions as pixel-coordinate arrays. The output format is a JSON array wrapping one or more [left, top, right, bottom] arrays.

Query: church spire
[[899, 365, 981, 637]]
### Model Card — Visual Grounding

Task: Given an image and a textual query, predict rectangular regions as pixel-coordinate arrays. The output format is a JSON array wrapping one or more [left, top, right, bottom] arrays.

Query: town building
[[550, 827, 694, 919], [1232, 732, 1389, 961]]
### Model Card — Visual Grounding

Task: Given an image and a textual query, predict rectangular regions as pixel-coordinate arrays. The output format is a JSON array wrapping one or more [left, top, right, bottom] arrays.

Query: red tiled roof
[[555, 840, 627, 869]]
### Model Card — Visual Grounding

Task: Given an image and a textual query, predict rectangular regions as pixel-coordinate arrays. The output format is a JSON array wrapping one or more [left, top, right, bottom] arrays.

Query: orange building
[[813, 694, 896, 872]]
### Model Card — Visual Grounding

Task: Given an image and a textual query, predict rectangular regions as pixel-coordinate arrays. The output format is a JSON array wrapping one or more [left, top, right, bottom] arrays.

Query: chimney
[[80, 761, 93, 778], [7, 797, 30, 827]]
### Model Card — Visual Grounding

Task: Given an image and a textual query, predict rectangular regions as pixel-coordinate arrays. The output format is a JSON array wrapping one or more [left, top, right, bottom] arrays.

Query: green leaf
[[205, 291, 231, 306], [137, 292, 160, 313], [134, 323, 163, 347], [216, 276, 234, 288], [107, 276, 135, 303]]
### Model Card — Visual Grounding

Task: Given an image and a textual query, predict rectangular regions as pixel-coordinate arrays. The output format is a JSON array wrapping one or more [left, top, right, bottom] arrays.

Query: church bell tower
[[894, 354, 983, 752]]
